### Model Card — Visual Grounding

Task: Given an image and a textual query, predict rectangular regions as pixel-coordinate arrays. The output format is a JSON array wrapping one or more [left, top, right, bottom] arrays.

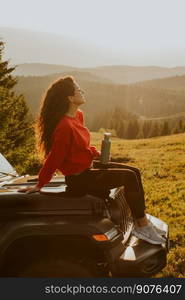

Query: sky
[[0, 0, 185, 66]]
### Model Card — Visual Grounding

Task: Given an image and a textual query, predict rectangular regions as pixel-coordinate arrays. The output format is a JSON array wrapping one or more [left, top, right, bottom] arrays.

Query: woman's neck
[[66, 104, 78, 118], [65, 112, 76, 118]]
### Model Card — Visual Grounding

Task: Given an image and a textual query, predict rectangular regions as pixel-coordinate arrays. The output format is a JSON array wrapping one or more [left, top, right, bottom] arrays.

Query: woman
[[18, 76, 165, 245]]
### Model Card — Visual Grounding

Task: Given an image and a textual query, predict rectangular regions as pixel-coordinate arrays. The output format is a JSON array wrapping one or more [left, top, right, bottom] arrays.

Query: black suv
[[0, 153, 169, 277]]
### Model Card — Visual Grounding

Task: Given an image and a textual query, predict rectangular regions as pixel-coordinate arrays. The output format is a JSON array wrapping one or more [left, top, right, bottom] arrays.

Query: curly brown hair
[[37, 76, 75, 157]]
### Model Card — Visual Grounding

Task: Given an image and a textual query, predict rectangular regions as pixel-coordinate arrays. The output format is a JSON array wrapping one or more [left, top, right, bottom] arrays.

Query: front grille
[[110, 186, 133, 233]]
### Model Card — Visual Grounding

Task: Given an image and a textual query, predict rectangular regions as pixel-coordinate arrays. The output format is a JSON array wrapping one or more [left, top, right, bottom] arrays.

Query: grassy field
[[91, 132, 185, 278]]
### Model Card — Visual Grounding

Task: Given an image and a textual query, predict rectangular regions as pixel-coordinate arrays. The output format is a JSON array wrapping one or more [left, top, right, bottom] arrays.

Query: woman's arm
[[18, 122, 72, 193], [37, 124, 72, 188]]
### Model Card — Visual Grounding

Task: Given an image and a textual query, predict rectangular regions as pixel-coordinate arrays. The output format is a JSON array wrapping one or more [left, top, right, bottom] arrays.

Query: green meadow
[[91, 132, 185, 278]]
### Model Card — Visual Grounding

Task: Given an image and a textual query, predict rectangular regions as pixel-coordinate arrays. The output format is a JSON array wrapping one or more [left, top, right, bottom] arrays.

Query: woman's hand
[[94, 151, 101, 160], [18, 185, 40, 194]]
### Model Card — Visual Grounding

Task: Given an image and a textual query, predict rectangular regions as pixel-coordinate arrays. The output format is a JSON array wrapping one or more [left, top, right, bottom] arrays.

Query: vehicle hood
[[0, 153, 18, 177]]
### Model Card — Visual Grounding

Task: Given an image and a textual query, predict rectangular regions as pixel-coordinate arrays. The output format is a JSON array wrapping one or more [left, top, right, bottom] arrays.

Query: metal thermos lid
[[104, 132, 111, 140]]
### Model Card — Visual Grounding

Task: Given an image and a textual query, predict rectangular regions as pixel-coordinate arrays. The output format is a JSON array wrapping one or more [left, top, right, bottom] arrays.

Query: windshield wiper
[[0, 171, 18, 178]]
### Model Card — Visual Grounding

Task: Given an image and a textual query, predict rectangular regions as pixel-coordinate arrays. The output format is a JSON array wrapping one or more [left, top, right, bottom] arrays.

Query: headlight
[[92, 227, 119, 241]]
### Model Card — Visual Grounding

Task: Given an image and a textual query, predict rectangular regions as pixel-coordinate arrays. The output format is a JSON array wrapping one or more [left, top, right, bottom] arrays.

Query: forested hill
[[14, 73, 185, 125], [136, 74, 185, 90]]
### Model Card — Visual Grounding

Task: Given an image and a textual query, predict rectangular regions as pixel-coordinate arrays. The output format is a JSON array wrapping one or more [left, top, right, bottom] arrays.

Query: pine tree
[[148, 122, 160, 138], [171, 120, 183, 135], [116, 121, 125, 138], [0, 40, 37, 173], [0, 41, 17, 89], [136, 123, 144, 139], [178, 120, 183, 133], [161, 121, 169, 136], [126, 119, 139, 139], [143, 120, 152, 138]]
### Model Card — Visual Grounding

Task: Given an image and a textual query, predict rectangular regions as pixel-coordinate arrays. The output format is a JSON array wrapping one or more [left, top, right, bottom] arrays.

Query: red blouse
[[37, 109, 100, 188]]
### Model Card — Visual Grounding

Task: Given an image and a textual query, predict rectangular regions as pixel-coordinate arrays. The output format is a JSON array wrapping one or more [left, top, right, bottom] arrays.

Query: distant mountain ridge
[[1, 27, 185, 83], [13, 63, 185, 84], [13, 63, 78, 76], [90, 65, 185, 84]]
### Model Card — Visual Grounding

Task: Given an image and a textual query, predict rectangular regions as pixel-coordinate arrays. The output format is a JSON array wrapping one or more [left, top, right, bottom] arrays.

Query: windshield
[[0, 153, 18, 177]]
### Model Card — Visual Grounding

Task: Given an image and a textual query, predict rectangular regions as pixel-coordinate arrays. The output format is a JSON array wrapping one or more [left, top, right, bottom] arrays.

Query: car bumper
[[112, 214, 169, 277]]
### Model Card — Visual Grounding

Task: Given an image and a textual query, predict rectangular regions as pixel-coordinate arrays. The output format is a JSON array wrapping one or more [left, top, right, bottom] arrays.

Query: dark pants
[[65, 163, 146, 219]]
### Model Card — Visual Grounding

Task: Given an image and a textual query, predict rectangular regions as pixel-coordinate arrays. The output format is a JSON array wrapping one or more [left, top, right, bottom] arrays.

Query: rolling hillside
[[13, 62, 185, 84], [136, 74, 185, 91], [14, 73, 185, 124], [85, 65, 185, 84], [13, 63, 79, 77]]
